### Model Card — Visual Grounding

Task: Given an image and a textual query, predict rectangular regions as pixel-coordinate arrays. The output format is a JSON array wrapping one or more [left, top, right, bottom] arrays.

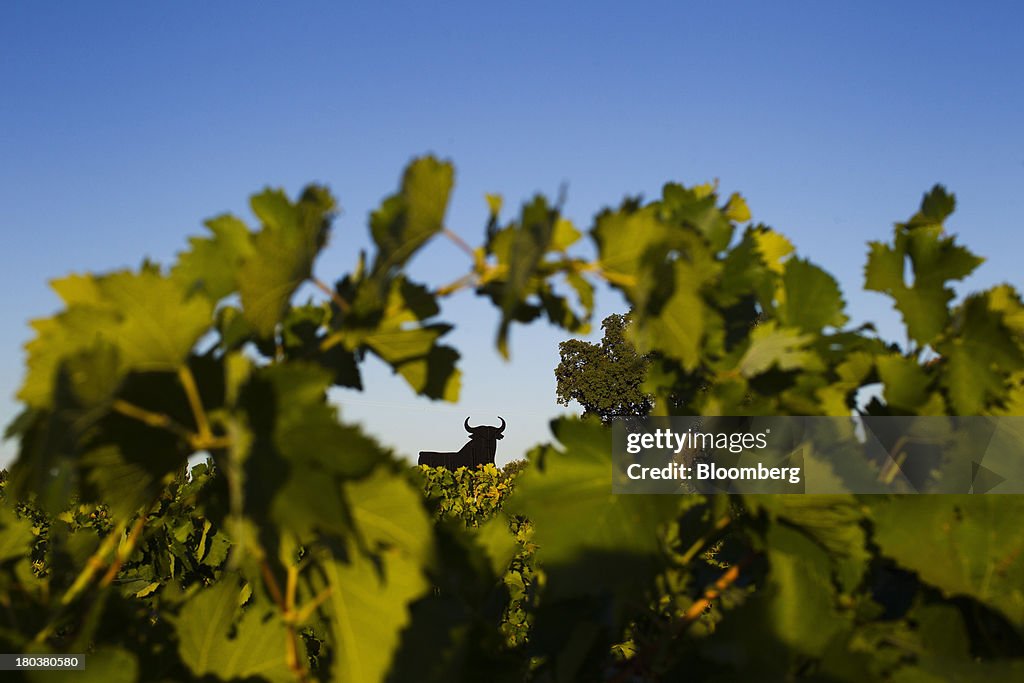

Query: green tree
[[554, 313, 653, 422]]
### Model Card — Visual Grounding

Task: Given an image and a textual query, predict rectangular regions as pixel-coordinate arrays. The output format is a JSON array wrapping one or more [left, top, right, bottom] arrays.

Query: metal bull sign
[[418, 417, 506, 471]]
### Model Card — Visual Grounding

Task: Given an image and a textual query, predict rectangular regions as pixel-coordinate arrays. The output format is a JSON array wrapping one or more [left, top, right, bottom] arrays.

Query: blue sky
[[2, 2, 1023, 466]]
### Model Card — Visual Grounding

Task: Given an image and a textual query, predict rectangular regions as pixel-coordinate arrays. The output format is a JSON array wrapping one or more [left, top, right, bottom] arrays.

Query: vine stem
[[313, 276, 350, 313], [178, 365, 212, 441], [260, 560, 313, 683], [677, 552, 757, 630], [99, 512, 149, 587], [435, 273, 476, 297], [260, 559, 286, 608], [58, 520, 129, 607], [112, 400, 192, 441], [443, 228, 476, 259], [35, 494, 164, 645], [112, 398, 230, 451]]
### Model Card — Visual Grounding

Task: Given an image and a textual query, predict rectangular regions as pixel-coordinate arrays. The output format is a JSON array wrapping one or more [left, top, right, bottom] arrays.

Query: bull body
[[418, 417, 506, 471]]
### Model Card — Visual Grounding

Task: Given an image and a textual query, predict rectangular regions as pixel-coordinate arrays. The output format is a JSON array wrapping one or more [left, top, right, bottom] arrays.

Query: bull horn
[[465, 417, 475, 432], [497, 416, 506, 434]]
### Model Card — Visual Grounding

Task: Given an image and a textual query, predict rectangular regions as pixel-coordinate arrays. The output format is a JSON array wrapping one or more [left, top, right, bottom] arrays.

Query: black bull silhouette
[[418, 417, 506, 470]]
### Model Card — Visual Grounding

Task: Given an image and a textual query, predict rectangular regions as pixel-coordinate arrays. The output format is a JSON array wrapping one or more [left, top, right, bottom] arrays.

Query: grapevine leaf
[[228, 364, 389, 544], [778, 258, 848, 332], [172, 214, 254, 301], [565, 270, 595, 319], [718, 228, 778, 308], [550, 217, 582, 252], [738, 321, 820, 377], [745, 495, 870, 592], [939, 292, 1024, 414], [869, 496, 1024, 624], [391, 344, 461, 401], [751, 227, 794, 275], [0, 503, 34, 563], [899, 184, 957, 230], [723, 192, 751, 223], [504, 418, 679, 599], [311, 470, 432, 683], [254, 363, 383, 478], [20, 271, 212, 408], [592, 205, 672, 301], [495, 197, 558, 358], [660, 182, 734, 252], [333, 277, 460, 399], [364, 324, 453, 364], [876, 355, 933, 412], [237, 185, 335, 338], [629, 258, 716, 371], [865, 187, 983, 345], [759, 523, 847, 655], [704, 523, 848, 676], [864, 241, 905, 292], [370, 156, 454, 273], [175, 578, 293, 682]]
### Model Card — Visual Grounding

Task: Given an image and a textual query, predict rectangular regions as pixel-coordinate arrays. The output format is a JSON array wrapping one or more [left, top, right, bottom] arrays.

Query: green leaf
[[745, 495, 870, 592], [338, 276, 461, 400], [391, 344, 461, 401], [939, 292, 1024, 414], [869, 496, 1024, 624], [495, 197, 559, 358], [876, 355, 933, 412], [172, 214, 254, 301], [630, 258, 716, 371], [778, 258, 848, 332], [176, 577, 293, 682], [592, 205, 672, 297], [697, 522, 849, 677], [864, 241, 905, 292], [550, 217, 582, 252], [899, 184, 957, 230], [365, 324, 452, 364], [311, 469, 432, 683], [20, 270, 213, 408], [865, 188, 982, 346], [723, 192, 751, 223], [738, 321, 819, 377], [759, 523, 846, 655], [751, 227, 794, 274], [565, 270, 595, 319], [660, 182, 734, 252], [258, 363, 384, 478], [370, 156, 454, 273], [237, 185, 335, 337], [504, 418, 679, 599], [0, 503, 34, 563], [474, 514, 521, 577]]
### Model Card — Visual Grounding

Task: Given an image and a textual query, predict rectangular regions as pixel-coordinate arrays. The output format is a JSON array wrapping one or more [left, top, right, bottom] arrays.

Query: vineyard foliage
[[1, 157, 1024, 680]]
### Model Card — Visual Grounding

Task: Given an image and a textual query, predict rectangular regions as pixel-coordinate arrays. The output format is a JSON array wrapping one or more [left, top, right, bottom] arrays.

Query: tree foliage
[[2, 159, 1024, 681], [554, 313, 653, 423]]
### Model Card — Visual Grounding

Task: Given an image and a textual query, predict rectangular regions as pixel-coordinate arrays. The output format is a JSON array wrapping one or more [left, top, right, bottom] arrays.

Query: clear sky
[[2, 2, 1023, 466]]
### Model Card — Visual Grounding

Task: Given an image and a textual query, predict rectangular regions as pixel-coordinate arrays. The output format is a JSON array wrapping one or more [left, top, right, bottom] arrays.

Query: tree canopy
[[554, 313, 653, 423]]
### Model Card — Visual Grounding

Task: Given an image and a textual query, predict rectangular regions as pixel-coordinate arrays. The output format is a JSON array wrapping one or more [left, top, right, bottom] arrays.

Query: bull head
[[465, 416, 506, 440]]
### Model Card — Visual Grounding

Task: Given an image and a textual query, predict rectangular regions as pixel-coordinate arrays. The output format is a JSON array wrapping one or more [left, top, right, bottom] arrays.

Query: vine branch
[[313, 276, 350, 314], [178, 365, 212, 441]]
